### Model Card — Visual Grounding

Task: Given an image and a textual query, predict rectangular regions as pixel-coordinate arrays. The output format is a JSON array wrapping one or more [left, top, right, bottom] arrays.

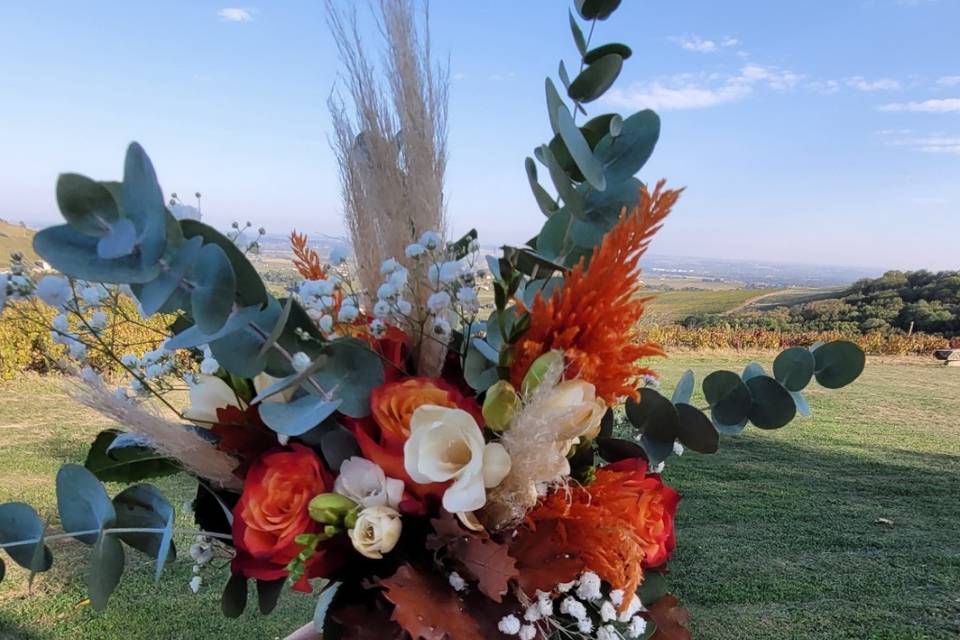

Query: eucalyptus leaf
[[0, 503, 53, 572], [791, 390, 812, 417], [559, 60, 571, 90], [625, 388, 679, 442], [596, 437, 646, 463], [525, 157, 559, 216], [569, 10, 587, 55], [121, 142, 167, 267], [583, 43, 632, 64], [85, 429, 179, 483], [56, 173, 119, 236], [259, 395, 342, 437], [56, 464, 116, 545], [545, 78, 566, 135], [813, 340, 866, 389], [593, 109, 660, 182], [568, 53, 623, 104], [576, 0, 622, 20], [96, 218, 138, 259], [314, 582, 343, 633], [774, 347, 816, 392], [703, 370, 752, 427], [112, 484, 176, 567], [137, 235, 203, 316], [675, 404, 719, 454], [222, 573, 248, 618], [165, 305, 264, 351], [540, 144, 584, 212], [87, 532, 125, 611], [671, 369, 695, 405], [190, 242, 237, 334], [745, 376, 796, 429], [307, 338, 385, 418], [181, 219, 268, 309], [257, 578, 285, 615], [33, 224, 161, 284], [556, 104, 606, 189]]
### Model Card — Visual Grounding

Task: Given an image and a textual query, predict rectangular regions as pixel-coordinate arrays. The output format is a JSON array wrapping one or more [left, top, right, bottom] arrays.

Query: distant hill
[[0, 219, 38, 263], [684, 270, 960, 338]]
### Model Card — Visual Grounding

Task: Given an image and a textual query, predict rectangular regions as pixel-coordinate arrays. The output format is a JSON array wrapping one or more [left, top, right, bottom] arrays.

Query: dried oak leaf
[[509, 519, 585, 596], [648, 594, 691, 640], [380, 564, 484, 640], [429, 514, 518, 603]]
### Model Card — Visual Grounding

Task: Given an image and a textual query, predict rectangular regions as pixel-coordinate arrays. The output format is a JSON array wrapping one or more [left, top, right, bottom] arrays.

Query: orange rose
[[231, 444, 342, 590], [351, 377, 482, 499]]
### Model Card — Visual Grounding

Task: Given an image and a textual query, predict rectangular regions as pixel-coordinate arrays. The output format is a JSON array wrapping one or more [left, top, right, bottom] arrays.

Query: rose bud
[[349, 505, 402, 560]]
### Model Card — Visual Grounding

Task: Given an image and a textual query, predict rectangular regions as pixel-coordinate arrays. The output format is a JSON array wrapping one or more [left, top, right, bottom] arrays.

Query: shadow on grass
[[665, 432, 960, 639]]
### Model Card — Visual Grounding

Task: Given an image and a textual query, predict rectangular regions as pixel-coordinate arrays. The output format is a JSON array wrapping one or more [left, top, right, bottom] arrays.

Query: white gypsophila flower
[[419, 230, 442, 250], [405, 243, 426, 259], [145, 364, 163, 379], [291, 351, 311, 373], [600, 600, 617, 622], [388, 267, 408, 289], [318, 315, 334, 334], [428, 261, 460, 287], [369, 318, 387, 339], [427, 291, 451, 314], [68, 340, 87, 360], [597, 624, 619, 640], [432, 317, 452, 337], [189, 575, 202, 593], [377, 283, 398, 301], [536, 591, 554, 617], [609, 589, 625, 607], [523, 604, 542, 622], [518, 625, 536, 640], [457, 286, 479, 312], [189, 539, 214, 565], [338, 304, 359, 323], [334, 457, 403, 509], [80, 366, 101, 384], [577, 618, 594, 634], [373, 300, 391, 319], [170, 203, 202, 221], [143, 348, 165, 364], [200, 357, 220, 375], [319, 295, 336, 310], [628, 616, 648, 638], [497, 615, 521, 635], [448, 572, 466, 592], [112, 387, 129, 402], [80, 285, 105, 307], [618, 594, 644, 622], [673, 441, 685, 456], [36, 275, 72, 309], [654, 461, 665, 473], [329, 246, 349, 266], [380, 258, 400, 274], [129, 378, 144, 393], [642, 373, 660, 390], [396, 299, 412, 316], [557, 580, 577, 593], [576, 571, 603, 602], [560, 596, 587, 621], [89, 310, 108, 330], [121, 353, 139, 367]]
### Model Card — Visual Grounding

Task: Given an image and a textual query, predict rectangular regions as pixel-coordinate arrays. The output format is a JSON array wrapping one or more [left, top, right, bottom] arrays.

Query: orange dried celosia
[[525, 458, 680, 604], [291, 230, 327, 280], [510, 180, 682, 403]]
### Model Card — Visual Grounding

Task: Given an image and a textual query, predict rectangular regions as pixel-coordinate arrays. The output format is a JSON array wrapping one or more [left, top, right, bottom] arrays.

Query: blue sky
[[1, 1, 958, 270]]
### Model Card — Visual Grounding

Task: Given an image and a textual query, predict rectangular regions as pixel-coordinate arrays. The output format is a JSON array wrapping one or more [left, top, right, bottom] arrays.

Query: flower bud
[[308, 493, 358, 526], [482, 381, 520, 432], [521, 350, 565, 397]]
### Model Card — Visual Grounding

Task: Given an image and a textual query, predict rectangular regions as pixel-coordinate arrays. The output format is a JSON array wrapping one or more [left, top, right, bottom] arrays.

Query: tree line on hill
[[682, 270, 960, 338]]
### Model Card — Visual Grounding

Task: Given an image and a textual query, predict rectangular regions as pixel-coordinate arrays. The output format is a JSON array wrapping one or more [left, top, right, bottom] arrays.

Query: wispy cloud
[[669, 34, 739, 53], [938, 76, 960, 87], [605, 64, 802, 111], [218, 7, 255, 22], [846, 76, 901, 91], [878, 98, 960, 113], [877, 129, 960, 155]]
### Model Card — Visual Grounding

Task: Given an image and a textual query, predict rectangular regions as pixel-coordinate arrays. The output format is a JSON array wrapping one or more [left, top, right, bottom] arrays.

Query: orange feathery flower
[[525, 458, 680, 605], [290, 230, 327, 280], [510, 180, 682, 403]]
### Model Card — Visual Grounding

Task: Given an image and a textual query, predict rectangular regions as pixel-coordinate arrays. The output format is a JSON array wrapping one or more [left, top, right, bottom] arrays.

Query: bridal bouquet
[[0, 1, 865, 638]]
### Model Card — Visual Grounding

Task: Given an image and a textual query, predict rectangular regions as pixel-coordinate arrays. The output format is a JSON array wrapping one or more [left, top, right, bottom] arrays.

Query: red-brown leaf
[[648, 594, 691, 640], [509, 519, 585, 596], [380, 564, 484, 640], [429, 514, 518, 603]]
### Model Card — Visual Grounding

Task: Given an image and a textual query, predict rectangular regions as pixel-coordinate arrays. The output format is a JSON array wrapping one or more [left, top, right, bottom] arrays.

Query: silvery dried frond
[[71, 376, 242, 491]]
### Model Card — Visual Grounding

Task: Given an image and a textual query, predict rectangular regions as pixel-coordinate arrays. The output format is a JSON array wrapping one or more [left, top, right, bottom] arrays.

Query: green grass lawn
[[640, 289, 777, 324], [0, 353, 958, 639]]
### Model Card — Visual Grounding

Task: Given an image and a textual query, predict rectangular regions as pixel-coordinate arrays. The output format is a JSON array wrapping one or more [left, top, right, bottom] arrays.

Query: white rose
[[349, 505, 402, 560], [334, 457, 404, 509], [183, 374, 241, 425], [404, 405, 511, 513]]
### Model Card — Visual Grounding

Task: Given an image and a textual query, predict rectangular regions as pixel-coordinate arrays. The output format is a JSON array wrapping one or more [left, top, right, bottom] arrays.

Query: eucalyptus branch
[[0, 527, 234, 550]]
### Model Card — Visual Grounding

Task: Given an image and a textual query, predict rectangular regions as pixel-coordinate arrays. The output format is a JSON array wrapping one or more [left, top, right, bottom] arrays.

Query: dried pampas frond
[[326, 0, 449, 375], [71, 377, 242, 491]]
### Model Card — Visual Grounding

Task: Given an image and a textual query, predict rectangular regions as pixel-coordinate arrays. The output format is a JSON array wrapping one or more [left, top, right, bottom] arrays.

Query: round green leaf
[[86, 533, 125, 611], [121, 142, 167, 267], [773, 347, 816, 392], [308, 338, 386, 418], [583, 43, 632, 65], [0, 503, 53, 572], [56, 464, 116, 545], [745, 376, 797, 429], [596, 437, 646, 463], [593, 109, 661, 182], [56, 173, 119, 236], [33, 224, 161, 284], [96, 218, 138, 259], [84, 429, 179, 483], [576, 0, 622, 20], [703, 370, 752, 426], [181, 219, 268, 309], [190, 243, 237, 334], [671, 369, 695, 405], [136, 235, 203, 316], [813, 341, 866, 389], [568, 53, 624, 104], [112, 484, 176, 568], [624, 388, 679, 442], [675, 403, 719, 453], [556, 104, 606, 189], [259, 395, 343, 437]]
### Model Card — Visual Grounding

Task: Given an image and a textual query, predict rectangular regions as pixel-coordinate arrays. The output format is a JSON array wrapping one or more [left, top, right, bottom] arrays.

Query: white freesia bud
[[404, 405, 511, 512], [184, 374, 242, 424], [349, 505, 402, 560], [334, 457, 404, 509]]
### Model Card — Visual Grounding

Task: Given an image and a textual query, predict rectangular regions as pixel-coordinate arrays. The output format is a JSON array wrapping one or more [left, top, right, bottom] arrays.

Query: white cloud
[[846, 76, 901, 91], [218, 7, 255, 22], [808, 79, 842, 94], [669, 34, 739, 53], [877, 129, 960, 155], [938, 76, 960, 87], [878, 98, 960, 113], [605, 64, 801, 111]]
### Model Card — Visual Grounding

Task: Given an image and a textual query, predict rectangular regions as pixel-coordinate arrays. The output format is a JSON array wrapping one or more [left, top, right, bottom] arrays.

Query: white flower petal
[[482, 442, 511, 488]]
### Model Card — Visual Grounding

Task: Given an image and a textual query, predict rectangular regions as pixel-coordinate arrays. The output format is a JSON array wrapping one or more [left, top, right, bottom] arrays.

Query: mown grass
[[0, 353, 958, 639]]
